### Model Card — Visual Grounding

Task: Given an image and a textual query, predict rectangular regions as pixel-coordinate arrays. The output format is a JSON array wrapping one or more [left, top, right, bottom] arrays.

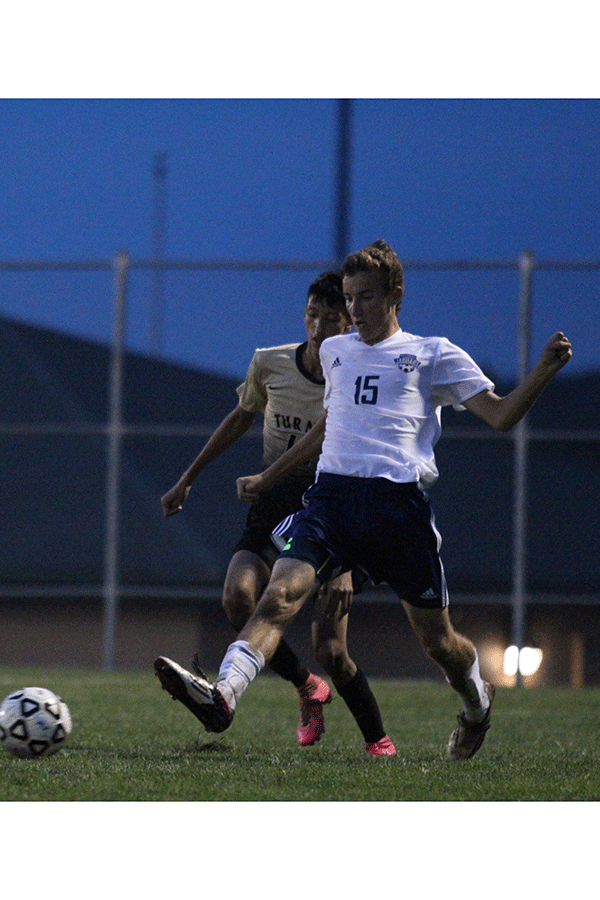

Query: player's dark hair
[[341, 239, 405, 309], [307, 271, 350, 321]]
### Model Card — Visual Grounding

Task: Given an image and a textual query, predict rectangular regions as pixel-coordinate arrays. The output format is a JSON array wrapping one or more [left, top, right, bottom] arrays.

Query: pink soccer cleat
[[296, 674, 333, 746], [364, 735, 397, 756]]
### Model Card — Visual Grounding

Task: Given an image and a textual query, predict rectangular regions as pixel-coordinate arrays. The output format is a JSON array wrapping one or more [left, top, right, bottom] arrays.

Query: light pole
[[151, 151, 168, 354]]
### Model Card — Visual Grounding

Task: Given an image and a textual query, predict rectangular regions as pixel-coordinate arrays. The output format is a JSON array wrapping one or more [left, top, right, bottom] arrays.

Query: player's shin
[[446, 651, 490, 722], [215, 640, 265, 710], [336, 667, 386, 743]]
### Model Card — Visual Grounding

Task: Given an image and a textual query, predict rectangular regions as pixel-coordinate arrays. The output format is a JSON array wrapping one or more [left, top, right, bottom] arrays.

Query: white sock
[[449, 653, 490, 722], [216, 640, 265, 710]]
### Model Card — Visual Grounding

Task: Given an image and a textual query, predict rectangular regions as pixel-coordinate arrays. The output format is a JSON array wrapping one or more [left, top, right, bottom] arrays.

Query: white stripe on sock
[[216, 640, 265, 710]]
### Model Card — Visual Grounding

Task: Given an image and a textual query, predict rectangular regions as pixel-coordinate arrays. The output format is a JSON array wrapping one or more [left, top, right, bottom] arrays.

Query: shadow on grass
[[194, 740, 231, 753]]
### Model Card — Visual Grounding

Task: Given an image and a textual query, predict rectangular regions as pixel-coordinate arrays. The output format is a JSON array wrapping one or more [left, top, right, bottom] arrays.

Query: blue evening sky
[[1, 8, 598, 383]]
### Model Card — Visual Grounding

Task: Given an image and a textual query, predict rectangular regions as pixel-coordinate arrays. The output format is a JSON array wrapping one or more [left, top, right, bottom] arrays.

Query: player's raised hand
[[161, 480, 191, 517], [539, 332, 572, 371]]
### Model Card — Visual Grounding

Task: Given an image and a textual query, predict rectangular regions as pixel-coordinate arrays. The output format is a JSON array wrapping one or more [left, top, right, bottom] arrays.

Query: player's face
[[342, 271, 401, 345], [304, 297, 350, 350]]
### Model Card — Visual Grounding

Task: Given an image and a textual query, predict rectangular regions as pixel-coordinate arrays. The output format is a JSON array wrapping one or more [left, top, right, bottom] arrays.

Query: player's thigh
[[401, 601, 455, 649], [224, 549, 272, 603], [255, 556, 318, 625]]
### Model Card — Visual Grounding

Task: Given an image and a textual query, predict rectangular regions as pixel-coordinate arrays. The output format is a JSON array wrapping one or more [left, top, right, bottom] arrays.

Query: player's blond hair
[[341, 239, 405, 310]]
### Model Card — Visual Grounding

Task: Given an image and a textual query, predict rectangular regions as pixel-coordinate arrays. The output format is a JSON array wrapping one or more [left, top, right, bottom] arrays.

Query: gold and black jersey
[[236, 342, 325, 472]]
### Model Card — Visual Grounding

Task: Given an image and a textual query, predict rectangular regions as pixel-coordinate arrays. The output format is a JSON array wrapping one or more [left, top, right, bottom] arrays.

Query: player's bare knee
[[315, 638, 352, 682], [256, 583, 304, 628], [222, 585, 255, 631], [417, 622, 456, 663], [315, 638, 339, 673]]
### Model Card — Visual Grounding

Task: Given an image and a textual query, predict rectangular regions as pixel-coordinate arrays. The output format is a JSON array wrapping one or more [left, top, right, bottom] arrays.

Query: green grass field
[[2, 665, 600, 803]]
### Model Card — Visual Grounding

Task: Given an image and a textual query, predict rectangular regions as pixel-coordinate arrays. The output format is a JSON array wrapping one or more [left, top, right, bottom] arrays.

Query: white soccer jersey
[[318, 330, 494, 488], [237, 342, 326, 470]]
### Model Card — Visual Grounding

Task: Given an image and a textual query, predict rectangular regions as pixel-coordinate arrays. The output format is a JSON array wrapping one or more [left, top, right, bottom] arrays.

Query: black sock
[[268, 639, 310, 688], [337, 667, 386, 744]]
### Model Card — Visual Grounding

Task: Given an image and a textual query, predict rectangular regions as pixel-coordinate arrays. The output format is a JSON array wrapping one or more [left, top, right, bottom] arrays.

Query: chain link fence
[[1, 254, 599, 673]]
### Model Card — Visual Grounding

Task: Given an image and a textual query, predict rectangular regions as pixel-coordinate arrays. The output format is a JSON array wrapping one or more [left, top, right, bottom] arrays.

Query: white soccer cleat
[[154, 656, 233, 733]]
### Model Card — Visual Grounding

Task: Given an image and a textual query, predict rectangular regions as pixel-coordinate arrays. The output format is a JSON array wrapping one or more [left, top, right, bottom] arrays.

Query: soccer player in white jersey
[[158, 240, 572, 760], [157, 272, 396, 756]]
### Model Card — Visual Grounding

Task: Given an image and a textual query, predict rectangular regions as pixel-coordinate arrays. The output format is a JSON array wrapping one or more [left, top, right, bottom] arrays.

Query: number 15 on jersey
[[354, 375, 379, 405]]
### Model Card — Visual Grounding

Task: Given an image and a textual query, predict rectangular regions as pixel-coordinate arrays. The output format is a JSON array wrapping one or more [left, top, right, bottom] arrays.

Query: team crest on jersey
[[394, 354, 421, 373]]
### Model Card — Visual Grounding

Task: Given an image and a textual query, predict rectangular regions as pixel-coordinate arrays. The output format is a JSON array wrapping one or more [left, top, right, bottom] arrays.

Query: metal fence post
[[335, 99, 352, 262], [512, 250, 534, 685], [102, 252, 128, 671]]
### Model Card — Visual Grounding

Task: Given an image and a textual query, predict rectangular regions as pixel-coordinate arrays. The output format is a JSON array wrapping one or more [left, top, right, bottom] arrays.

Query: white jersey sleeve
[[430, 337, 495, 410]]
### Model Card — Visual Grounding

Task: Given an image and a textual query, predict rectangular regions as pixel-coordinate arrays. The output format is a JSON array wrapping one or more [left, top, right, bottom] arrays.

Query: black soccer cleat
[[447, 682, 495, 760]]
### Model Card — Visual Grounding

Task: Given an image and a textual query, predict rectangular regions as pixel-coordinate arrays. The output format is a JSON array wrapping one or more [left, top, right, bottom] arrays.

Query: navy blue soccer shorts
[[232, 471, 316, 568], [271, 472, 449, 609]]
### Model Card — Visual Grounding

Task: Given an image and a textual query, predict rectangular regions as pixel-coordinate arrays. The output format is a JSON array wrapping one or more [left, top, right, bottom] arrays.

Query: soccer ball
[[0, 687, 72, 759]]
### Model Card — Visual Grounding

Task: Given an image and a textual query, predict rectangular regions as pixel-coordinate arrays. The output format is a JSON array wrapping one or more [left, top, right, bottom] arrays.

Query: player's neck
[[302, 341, 324, 380], [358, 319, 400, 346]]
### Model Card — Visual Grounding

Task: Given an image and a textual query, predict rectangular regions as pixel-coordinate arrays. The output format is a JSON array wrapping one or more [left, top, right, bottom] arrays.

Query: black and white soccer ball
[[0, 687, 72, 759]]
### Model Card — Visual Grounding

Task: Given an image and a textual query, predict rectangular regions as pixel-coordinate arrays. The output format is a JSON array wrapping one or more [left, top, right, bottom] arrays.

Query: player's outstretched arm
[[237, 414, 327, 503], [162, 404, 256, 516], [464, 331, 572, 432]]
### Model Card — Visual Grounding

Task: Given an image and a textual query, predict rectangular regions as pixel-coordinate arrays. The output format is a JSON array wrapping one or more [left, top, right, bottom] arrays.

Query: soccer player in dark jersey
[[158, 272, 395, 756]]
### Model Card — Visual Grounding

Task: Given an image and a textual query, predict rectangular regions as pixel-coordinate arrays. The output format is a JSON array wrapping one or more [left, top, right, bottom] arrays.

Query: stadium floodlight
[[503, 645, 543, 677]]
